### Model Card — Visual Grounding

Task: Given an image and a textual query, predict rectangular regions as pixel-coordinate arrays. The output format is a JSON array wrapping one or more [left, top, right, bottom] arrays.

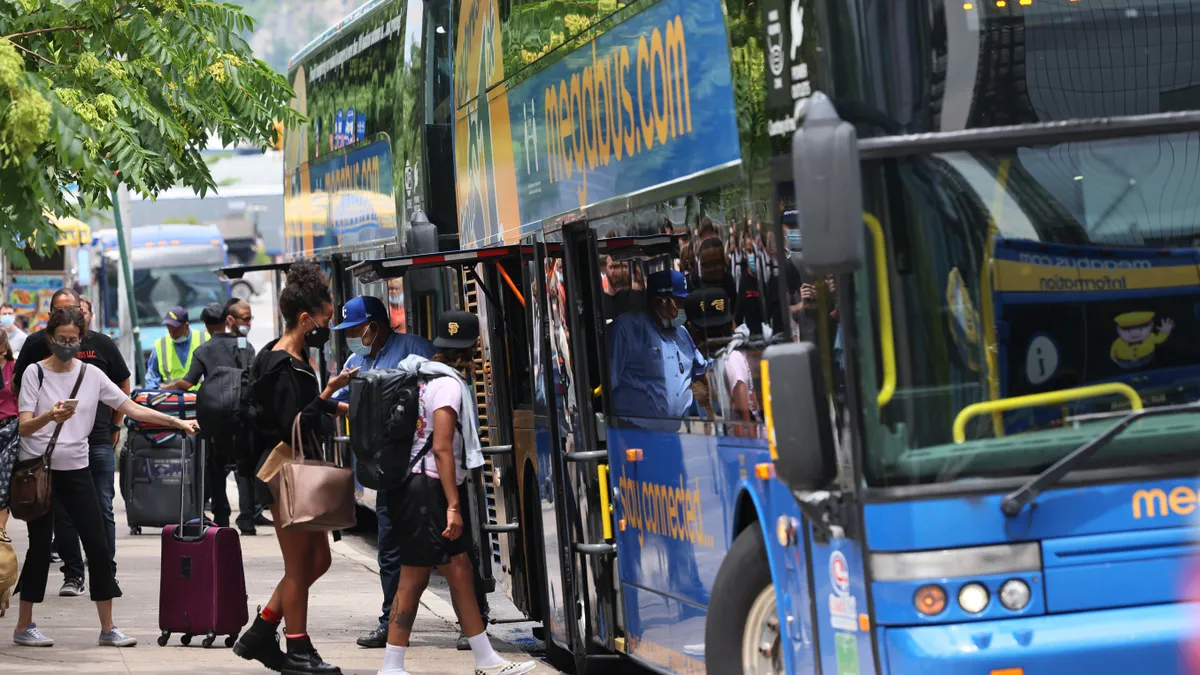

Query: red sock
[[285, 632, 308, 640], [260, 607, 281, 624]]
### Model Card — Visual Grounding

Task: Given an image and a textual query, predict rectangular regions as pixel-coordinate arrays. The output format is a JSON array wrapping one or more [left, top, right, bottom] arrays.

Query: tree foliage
[[0, 0, 301, 266]]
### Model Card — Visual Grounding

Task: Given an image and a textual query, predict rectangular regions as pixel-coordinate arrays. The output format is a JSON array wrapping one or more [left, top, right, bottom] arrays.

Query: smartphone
[[61, 399, 79, 409]]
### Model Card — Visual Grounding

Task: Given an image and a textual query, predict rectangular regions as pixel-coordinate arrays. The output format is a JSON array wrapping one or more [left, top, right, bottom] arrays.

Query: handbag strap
[[42, 363, 87, 467]]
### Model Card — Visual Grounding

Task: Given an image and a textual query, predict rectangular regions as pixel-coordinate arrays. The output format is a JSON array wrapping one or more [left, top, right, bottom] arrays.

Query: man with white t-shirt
[[686, 286, 761, 430], [1, 304, 27, 356]]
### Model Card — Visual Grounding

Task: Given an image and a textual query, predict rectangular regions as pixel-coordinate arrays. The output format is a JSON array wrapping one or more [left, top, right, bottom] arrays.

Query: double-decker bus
[[763, 0, 1200, 673], [274, 0, 461, 513]]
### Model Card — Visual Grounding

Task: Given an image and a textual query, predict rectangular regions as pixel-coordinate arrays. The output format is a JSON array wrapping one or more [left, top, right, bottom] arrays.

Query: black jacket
[[245, 339, 337, 475]]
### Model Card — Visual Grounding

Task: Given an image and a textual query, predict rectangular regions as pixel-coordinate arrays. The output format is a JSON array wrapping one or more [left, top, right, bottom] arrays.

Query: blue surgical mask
[[673, 311, 687, 329], [173, 334, 189, 345], [346, 336, 372, 356], [785, 229, 802, 251], [0, 315, 13, 328]]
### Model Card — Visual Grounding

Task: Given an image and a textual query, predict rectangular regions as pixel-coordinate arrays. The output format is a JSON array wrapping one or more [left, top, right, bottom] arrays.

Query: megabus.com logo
[[1131, 485, 1200, 519]]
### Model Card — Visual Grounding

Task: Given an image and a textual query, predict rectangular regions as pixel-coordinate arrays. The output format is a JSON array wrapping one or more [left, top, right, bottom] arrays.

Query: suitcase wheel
[[130, 527, 142, 536], [157, 631, 170, 647], [225, 634, 237, 648], [202, 632, 217, 648], [180, 633, 192, 646]]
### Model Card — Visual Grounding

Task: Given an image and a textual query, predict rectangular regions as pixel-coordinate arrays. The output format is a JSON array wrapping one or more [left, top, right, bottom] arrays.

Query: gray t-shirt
[[18, 361, 129, 470]]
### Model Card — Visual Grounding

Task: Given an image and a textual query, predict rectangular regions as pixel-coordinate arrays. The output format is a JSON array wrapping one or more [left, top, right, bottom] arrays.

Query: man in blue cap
[[145, 306, 208, 390], [607, 269, 707, 428], [331, 295, 436, 649]]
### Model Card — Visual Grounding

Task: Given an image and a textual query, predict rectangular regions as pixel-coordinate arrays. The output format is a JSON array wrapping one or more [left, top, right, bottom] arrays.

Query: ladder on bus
[[465, 275, 505, 573]]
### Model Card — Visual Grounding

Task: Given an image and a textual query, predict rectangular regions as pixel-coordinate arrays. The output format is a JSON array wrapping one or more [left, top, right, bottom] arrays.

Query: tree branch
[[4, 25, 85, 40], [11, 42, 54, 65]]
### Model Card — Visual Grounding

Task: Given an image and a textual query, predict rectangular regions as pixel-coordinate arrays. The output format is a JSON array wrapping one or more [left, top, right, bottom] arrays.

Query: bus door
[[348, 244, 537, 605], [532, 225, 623, 669]]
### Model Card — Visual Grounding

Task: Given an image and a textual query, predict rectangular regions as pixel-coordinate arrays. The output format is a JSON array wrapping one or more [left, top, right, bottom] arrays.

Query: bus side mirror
[[792, 92, 864, 275], [763, 342, 837, 491]]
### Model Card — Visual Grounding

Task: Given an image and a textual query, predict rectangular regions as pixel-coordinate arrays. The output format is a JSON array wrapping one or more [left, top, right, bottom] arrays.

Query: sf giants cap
[[434, 310, 479, 349], [163, 306, 189, 328], [647, 270, 688, 299], [686, 286, 733, 329]]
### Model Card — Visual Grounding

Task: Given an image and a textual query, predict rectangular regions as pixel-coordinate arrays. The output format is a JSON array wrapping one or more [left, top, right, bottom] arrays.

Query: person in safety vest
[[144, 306, 208, 390]]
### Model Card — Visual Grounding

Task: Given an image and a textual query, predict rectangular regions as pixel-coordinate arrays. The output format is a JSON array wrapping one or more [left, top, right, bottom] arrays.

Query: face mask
[[786, 229, 802, 251], [51, 343, 77, 363], [305, 317, 331, 348], [173, 333, 189, 344], [673, 311, 687, 328], [347, 336, 372, 356], [236, 324, 250, 337], [0, 315, 14, 328]]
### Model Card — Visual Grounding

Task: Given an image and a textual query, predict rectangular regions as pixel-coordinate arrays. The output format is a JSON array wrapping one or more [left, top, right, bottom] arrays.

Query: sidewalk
[[0, 486, 556, 674]]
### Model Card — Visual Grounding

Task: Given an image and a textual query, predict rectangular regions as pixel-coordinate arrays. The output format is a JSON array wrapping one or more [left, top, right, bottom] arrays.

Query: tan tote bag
[[259, 414, 356, 532]]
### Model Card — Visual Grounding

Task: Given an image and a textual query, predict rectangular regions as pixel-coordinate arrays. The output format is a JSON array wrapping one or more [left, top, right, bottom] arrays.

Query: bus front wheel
[[706, 526, 782, 675]]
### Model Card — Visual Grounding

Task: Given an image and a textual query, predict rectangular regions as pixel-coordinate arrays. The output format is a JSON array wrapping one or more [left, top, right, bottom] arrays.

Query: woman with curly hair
[[232, 262, 355, 675]]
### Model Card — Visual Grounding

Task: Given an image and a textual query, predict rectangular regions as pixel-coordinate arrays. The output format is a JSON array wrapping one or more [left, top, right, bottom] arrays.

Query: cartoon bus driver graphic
[[1111, 311, 1174, 370]]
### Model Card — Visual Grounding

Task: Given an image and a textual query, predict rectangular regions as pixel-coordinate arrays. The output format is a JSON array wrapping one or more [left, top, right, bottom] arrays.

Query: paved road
[[0, 480, 563, 675]]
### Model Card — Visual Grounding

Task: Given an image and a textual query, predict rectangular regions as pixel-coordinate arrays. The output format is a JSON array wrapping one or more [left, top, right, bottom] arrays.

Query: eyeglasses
[[52, 338, 81, 348]]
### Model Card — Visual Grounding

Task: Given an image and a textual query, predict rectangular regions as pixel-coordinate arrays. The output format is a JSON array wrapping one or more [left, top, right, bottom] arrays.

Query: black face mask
[[51, 343, 78, 363], [304, 317, 331, 348]]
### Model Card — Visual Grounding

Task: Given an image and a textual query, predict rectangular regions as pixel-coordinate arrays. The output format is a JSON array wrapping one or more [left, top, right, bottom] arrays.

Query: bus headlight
[[958, 582, 989, 613], [914, 584, 946, 616], [999, 579, 1031, 610]]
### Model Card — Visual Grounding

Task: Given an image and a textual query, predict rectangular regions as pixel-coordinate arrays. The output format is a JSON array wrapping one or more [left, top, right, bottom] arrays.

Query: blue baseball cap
[[333, 296, 389, 331], [163, 306, 189, 328], [648, 270, 688, 299]]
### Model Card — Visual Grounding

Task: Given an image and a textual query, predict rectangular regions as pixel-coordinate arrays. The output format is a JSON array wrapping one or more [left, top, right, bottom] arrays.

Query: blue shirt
[[145, 335, 197, 389], [607, 311, 706, 422], [332, 331, 436, 402]]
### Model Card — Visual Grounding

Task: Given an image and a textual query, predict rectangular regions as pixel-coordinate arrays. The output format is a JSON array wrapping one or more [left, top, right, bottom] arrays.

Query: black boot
[[232, 616, 285, 671], [282, 635, 341, 674]]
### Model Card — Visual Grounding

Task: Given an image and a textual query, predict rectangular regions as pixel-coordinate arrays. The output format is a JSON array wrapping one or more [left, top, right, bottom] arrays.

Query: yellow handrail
[[952, 382, 1144, 443], [864, 213, 896, 408], [597, 464, 614, 541]]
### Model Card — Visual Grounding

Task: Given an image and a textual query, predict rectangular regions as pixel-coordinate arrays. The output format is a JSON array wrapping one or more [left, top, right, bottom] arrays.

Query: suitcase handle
[[174, 439, 209, 543]]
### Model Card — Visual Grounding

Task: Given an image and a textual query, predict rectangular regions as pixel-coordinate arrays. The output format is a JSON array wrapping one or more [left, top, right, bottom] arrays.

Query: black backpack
[[195, 366, 258, 450], [349, 369, 461, 491]]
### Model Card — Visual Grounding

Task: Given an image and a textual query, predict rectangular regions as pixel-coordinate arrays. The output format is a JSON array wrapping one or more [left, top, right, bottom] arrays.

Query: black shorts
[[387, 474, 472, 567]]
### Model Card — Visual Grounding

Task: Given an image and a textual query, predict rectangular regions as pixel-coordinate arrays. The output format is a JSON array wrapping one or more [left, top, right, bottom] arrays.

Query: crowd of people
[[0, 263, 535, 675]]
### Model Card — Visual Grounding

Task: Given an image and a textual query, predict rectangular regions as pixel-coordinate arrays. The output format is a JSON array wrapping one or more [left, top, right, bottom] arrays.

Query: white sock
[[381, 643, 407, 673], [467, 631, 504, 668]]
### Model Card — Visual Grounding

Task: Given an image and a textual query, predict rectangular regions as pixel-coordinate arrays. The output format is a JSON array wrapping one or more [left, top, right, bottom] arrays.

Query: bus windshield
[[104, 264, 227, 329], [869, 131, 1200, 486]]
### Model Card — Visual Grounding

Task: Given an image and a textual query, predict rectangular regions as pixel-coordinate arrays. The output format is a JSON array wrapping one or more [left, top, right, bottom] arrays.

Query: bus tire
[[706, 525, 777, 675]]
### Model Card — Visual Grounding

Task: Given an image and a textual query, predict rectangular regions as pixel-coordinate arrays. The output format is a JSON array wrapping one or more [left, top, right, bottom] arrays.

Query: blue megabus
[[757, 0, 1200, 669]]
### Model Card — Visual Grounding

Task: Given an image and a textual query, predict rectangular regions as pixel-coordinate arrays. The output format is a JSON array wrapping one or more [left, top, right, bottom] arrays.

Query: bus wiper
[[1000, 402, 1200, 516]]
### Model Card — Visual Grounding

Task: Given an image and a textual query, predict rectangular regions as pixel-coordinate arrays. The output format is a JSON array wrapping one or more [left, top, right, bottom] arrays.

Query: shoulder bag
[[266, 414, 356, 532], [9, 364, 87, 521]]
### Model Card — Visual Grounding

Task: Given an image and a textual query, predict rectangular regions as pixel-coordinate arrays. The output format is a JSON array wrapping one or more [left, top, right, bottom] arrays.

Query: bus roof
[[93, 224, 225, 249], [287, 0, 391, 73]]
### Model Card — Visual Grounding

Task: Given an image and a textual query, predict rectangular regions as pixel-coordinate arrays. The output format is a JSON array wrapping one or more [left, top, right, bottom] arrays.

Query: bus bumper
[[882, 602, 1191, 674]]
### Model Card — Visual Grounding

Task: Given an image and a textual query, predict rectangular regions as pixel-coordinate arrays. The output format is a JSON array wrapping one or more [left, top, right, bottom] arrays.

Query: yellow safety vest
[[156, 330, 208, 391]]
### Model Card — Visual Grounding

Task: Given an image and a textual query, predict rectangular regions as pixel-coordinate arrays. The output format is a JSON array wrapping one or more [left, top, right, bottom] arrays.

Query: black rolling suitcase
[[120, 391, 201, 535]]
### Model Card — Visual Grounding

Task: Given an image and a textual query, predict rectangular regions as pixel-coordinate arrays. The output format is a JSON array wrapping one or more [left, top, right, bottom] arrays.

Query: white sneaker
[[476, 660, 537, 675], [377, 670, 411, 675], [13, 624, 54, 647]]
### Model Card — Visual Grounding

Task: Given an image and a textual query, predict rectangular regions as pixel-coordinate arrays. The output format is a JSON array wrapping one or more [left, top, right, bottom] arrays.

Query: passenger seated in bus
[[687, 287, 760, 432], [607, 270, 707, 429], [378, 310, 535, 675]]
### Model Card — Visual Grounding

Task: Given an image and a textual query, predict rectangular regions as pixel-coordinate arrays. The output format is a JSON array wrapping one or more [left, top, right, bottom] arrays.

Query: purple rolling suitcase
[[157, 439, 249, 648]]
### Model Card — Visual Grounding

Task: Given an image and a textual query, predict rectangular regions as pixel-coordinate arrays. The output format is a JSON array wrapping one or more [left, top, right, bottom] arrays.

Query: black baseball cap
[[686, 286, 733, 329], [200, 302, 226, 325], [433, 310, 480, 349]]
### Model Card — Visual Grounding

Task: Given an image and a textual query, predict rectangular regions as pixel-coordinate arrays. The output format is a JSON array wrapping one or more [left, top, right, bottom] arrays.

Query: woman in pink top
[[0, 328, 15, 533]]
